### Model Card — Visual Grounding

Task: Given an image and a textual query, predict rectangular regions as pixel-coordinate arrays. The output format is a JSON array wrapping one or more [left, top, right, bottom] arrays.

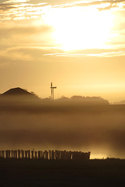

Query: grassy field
[[0, 159, 125, 187]]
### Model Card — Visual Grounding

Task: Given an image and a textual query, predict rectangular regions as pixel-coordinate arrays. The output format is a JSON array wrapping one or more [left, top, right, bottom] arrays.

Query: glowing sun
[[44, 6, 114, 51]]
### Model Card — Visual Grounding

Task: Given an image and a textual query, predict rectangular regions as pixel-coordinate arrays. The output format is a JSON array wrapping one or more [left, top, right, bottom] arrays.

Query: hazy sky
[[0, 0, 125, 101]]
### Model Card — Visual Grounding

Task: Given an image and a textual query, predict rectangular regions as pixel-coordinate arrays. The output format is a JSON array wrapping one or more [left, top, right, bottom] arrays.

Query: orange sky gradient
[[0, 0, 125, 102]]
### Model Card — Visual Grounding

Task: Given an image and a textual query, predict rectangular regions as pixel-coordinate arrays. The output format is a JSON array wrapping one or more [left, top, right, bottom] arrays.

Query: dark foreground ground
[[0, 159, 125, 187]]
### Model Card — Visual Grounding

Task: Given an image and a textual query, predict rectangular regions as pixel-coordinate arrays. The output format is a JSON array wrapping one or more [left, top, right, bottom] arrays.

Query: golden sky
[[0, 0, 125, 102]]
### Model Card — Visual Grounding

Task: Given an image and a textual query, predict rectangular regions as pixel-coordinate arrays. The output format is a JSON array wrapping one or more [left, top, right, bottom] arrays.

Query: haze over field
[[0, 109, 125, 159], [0, 87, 124, 159]]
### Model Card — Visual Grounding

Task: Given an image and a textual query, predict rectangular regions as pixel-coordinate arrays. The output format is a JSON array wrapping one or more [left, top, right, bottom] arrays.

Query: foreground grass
[[0, 159, 125, 187]]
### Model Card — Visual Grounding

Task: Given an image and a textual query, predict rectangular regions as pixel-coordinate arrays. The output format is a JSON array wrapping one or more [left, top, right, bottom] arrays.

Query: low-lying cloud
[[0, 110, 125, 158]]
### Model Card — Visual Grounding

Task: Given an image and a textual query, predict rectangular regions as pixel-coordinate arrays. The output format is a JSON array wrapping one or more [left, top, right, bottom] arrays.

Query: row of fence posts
[[0, 150, 90, 160]]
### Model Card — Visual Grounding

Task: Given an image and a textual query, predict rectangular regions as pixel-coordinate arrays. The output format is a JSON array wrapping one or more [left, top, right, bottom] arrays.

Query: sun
[[43, 6, 114, 51]]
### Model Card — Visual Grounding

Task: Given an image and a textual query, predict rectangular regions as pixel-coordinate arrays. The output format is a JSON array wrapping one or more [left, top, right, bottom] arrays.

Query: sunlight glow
[[91, 153, 107, 159], [4, 0, 28, 3], [44, 7, 114, 51]]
